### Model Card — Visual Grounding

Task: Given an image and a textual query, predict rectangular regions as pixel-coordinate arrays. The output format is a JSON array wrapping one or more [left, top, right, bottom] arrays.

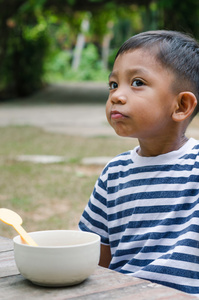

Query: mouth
[[110, 110, 127, 120]]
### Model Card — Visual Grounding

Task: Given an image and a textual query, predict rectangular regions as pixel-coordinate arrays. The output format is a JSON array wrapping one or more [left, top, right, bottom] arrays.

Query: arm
[[99, 244, 112, 268]]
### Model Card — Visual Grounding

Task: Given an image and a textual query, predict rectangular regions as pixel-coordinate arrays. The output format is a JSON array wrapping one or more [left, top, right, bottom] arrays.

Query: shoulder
[[98, 149, 137, 184], [102, 150, 134, 172], [179, 138, 199, 160]]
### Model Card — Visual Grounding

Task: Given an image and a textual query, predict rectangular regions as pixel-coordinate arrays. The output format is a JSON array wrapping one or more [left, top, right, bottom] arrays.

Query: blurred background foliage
[[0, 0, 199, 99]]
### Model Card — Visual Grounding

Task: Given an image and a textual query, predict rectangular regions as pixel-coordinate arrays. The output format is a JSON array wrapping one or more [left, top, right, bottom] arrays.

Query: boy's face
[[106, 49, 178, 140]]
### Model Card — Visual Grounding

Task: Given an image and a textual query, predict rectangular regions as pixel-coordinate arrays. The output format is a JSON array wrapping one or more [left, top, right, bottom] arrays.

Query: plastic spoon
[[0, 208, 38, 246]]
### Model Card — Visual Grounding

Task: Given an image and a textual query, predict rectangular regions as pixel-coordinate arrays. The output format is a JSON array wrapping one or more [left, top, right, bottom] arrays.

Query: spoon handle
[[13, 224, 38, 246]]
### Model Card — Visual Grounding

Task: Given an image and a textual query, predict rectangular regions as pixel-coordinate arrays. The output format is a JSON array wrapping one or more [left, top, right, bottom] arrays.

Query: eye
[[132, 79, 144, 87], [109, 81, 118, 90]]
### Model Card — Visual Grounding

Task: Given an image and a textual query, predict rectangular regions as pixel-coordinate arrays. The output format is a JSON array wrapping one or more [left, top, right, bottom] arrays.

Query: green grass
[[0, 125, 137, 238], [1, 117, 198, 239]]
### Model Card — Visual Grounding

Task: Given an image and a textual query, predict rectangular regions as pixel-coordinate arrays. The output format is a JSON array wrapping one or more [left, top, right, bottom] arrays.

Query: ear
[[172, 92, 197, 122]]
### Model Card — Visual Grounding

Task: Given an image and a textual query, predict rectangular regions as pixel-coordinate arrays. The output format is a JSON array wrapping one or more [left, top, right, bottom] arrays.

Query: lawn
[[1, 116, 199, 239], [0, 125, 137, 238]]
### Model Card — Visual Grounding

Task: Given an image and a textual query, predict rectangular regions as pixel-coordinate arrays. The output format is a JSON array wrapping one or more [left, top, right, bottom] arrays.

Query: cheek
[[130, 104, 162, 127], [105, 100, 111, 121]]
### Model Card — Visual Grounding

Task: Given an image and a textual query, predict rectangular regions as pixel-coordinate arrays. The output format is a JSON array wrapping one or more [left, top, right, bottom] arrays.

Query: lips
[[110, 110, 127, 119]]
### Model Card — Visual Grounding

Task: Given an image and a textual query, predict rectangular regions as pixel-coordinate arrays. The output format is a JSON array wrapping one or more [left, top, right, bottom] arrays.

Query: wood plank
[[0, 267, 197, 299], [0, 236, 197, 299], [0, 236, 19, 277], [0, 236, 13, 252], [0, 250, 19, 278]]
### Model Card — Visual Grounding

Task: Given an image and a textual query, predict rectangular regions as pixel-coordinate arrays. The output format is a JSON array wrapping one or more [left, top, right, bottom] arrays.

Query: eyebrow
[[109, 68, 151, 79]]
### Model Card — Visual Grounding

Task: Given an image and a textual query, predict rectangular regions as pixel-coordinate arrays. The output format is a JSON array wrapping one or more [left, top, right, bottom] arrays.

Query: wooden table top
[[0, 236, 197, 300]]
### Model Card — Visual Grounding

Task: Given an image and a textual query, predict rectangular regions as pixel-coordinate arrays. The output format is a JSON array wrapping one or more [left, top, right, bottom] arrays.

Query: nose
[[109, 87, 127, 105]]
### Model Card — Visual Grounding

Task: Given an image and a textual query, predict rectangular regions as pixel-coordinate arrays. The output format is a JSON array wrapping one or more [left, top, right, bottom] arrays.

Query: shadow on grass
[[1, 82, 109, 105]]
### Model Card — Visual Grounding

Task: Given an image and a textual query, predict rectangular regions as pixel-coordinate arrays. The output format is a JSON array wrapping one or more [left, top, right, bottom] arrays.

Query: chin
[[115, 131, 131, 138], [114, 130, 137, 139], [112, 125, 135, 138]]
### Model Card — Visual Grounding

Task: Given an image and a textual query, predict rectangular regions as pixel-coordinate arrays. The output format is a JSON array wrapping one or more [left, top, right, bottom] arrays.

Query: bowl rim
[[13, 229, 101, 249]]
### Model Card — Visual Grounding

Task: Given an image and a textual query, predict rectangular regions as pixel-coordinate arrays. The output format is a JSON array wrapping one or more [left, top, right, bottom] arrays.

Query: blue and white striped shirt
[[79, 138, 199, 295]]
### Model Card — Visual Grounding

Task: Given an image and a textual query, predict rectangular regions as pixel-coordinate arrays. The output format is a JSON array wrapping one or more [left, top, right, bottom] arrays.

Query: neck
[[137, 135, 189, 157]]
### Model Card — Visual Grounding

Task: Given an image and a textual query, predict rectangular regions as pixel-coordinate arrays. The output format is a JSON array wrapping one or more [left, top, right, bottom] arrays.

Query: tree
[[0, 0, 149, 98], [1, 0, 199, 99], [157, 0, 199, 37], [0, 0, 49, 97]]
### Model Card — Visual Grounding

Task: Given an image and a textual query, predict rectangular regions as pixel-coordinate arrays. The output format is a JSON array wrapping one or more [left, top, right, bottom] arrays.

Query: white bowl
[[13, 230, 100, 287]]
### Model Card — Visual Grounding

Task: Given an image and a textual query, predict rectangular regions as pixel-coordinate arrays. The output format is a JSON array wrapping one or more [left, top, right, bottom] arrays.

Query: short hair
[[115, 30, 199, 119]]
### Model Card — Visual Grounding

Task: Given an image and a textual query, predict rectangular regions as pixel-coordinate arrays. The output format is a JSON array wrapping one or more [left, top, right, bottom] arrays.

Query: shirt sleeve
[[79, 172, 109, 245]]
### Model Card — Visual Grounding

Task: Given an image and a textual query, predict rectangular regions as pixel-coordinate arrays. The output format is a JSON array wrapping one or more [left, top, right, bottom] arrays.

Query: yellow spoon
[[0, 208, 38, 246]]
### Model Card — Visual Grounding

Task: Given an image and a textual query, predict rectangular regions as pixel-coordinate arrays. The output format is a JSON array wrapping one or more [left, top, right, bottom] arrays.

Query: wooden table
[[0, 236, 197, 300]]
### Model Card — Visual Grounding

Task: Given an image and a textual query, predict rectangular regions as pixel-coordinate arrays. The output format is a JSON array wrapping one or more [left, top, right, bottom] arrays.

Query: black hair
[[115, 30, 199, 119]]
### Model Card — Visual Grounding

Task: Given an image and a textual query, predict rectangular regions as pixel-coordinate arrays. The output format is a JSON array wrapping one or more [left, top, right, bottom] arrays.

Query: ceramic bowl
[[13, 230, 100, 287]]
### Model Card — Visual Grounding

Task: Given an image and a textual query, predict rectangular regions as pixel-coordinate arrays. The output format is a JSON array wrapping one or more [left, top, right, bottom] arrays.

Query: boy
[[79, 30, 199, 295]]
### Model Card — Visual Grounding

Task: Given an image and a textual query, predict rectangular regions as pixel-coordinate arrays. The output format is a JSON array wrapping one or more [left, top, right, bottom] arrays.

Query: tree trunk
[[72, 19, 89, 70]]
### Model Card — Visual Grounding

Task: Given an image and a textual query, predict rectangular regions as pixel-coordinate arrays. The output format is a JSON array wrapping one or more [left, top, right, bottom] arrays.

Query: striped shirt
[[79, 138, 199, 295]]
